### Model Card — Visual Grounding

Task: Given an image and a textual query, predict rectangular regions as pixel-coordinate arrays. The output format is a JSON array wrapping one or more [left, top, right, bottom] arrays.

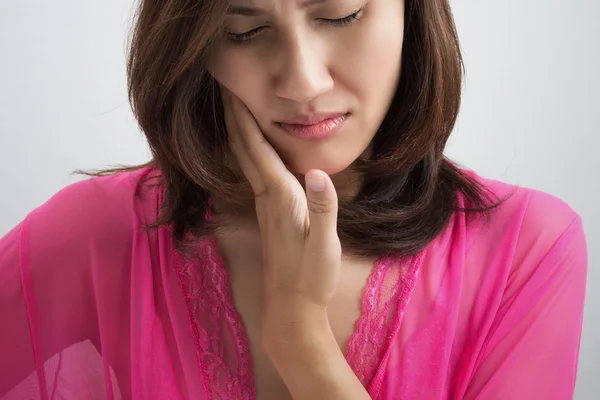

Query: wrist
[[261, 304, 334, 364], [264, 320, 340, 378], [262, 291, 328, 342], [262, 324, 367, 400]]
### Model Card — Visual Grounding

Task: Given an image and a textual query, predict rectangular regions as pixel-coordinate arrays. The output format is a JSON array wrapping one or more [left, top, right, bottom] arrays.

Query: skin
[[209, 0, 404, 181], [207, 0, 405, 397]]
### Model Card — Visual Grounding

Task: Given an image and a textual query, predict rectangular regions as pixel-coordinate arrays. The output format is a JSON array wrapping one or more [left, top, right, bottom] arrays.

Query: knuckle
[[246, 134, 267, 153], [264, 180, 305, 216], [307, 196, 333, 215], [254, 187, 269, 199], [266, 179, 296, 198], [245, 142, 260, 160]]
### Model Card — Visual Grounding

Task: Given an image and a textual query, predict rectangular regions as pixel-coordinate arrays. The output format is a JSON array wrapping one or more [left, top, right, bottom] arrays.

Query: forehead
[[227, 0, 330, 16], [230, 0, 328, 5], [228, 0, 332, 10]]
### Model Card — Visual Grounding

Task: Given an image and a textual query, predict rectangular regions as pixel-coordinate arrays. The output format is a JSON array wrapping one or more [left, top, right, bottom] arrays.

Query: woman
[[0, 0, 587, 399]]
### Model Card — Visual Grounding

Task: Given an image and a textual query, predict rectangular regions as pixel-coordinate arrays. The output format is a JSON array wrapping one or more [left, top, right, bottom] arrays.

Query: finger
[[222, 88, 265, 194], [228, 92, 293, 193], [304, 169, 340, 248]]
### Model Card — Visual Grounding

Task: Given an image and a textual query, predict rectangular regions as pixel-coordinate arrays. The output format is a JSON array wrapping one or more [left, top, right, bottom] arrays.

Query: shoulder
[[463, 170, 586, 278], [470, 170, 582, 242], [24, 166, 162, 256], [0, 166, 165, 309]]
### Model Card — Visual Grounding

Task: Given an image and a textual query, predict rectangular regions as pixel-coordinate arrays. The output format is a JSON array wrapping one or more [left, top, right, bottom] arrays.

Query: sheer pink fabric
[[0, 167, 587, 399]]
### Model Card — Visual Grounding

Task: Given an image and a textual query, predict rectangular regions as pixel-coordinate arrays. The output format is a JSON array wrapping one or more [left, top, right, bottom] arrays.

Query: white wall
[[0, 0, 598, 397], [449, 2, 599, 397]]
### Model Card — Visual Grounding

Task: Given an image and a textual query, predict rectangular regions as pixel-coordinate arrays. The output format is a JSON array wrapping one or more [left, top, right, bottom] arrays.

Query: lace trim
[[174, 229, 423, 399], [173, 236, 256, 400], [172, 251, 212, 397], [365, 253, 424, 398], [345, 253, 423, 389]]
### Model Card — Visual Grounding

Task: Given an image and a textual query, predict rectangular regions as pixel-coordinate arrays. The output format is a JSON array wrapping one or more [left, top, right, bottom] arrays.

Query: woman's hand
[[222, 88, 342, 343], [221, 89, 371, 400]]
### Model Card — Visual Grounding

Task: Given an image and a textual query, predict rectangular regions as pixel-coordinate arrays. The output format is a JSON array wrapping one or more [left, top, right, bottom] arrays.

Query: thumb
[[304, 170, 339, 245]]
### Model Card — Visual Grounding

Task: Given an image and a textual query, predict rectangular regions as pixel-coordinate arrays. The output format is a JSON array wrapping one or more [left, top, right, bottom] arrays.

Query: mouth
[[277, 112, 350, 141]]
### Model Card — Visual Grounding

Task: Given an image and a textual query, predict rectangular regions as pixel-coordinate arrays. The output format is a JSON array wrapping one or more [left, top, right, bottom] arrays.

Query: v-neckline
[[173, 229, 423, 399]]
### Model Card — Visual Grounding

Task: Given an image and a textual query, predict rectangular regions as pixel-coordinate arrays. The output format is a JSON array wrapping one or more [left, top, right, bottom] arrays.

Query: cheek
[[209, 53, 240, 91], [208, 50, 284, 148], [208, 48, 272, 122], [334, 13, 404, 111]]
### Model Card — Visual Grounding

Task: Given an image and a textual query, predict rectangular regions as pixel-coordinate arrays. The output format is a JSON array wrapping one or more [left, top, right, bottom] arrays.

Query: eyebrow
[[227, 0, 328, 16]]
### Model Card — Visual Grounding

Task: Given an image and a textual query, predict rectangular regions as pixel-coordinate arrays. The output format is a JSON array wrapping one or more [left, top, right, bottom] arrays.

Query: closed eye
[[226, 7, 364, 44], [226, 26, 266, 43], [319, 7, 364, 27]]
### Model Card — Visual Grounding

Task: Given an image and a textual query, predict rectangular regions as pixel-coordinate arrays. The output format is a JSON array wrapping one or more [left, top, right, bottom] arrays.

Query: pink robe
[[0, 166, 587, 399]]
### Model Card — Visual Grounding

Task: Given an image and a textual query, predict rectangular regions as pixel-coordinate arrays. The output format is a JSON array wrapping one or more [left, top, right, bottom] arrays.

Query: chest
[[217, 233, 376, 400]]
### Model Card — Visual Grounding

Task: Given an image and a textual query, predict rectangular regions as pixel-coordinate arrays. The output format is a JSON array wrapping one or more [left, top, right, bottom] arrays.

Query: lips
[[277, 112, 350, 140], [279, 112, 348, 126]]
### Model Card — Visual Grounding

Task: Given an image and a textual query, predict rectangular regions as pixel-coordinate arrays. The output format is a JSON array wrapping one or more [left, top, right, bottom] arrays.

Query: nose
[[273, 34, 334, 104]]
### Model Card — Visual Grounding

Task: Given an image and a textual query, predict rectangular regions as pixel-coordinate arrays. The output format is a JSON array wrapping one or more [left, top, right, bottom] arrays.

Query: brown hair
[[101, 0, 508, 258]]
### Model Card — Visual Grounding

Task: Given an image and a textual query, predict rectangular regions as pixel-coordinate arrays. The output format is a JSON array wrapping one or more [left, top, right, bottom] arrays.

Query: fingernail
[[306, 175, 326, 192]]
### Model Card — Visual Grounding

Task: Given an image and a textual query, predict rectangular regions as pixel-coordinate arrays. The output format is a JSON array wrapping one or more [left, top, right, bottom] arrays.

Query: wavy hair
[[98, 0, 508, 257]]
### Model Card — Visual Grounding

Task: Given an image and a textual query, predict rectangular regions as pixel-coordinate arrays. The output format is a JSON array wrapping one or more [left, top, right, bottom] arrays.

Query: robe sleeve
[[0, 176, 138, 400], [464, 214, 587, 400]]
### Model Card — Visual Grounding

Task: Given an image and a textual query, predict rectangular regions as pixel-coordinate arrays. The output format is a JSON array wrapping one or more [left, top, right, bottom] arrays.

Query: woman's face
[[209, 0, 405, 176]]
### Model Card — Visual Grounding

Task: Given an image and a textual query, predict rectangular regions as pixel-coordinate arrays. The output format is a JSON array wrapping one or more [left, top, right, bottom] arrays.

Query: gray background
[[0, 0, 598, 397]]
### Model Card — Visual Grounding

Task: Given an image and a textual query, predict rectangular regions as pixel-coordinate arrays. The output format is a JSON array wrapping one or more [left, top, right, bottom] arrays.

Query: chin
[[268, 134, 370, 177], [285, 156, 356, 176]]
